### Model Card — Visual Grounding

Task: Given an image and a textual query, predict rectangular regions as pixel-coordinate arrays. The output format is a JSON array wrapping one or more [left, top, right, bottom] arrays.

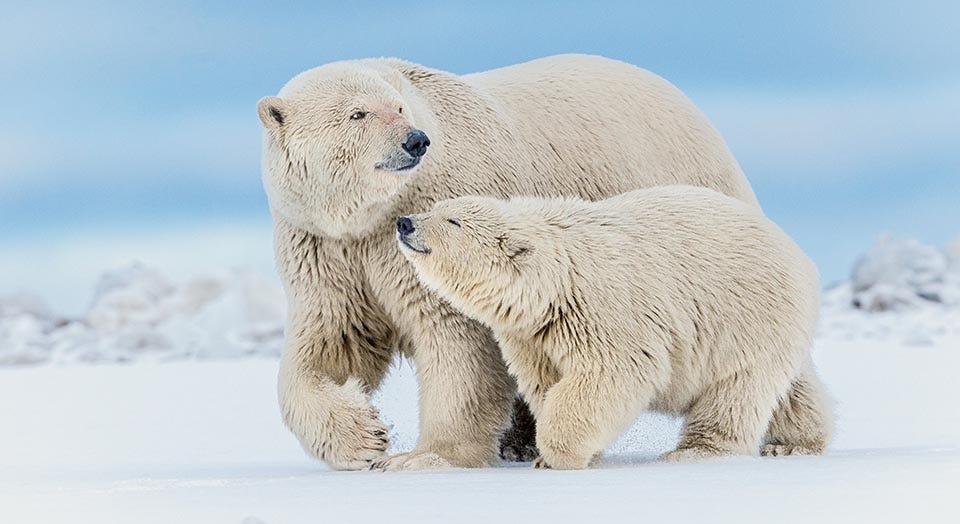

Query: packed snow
[[1, 235, 958, 523]]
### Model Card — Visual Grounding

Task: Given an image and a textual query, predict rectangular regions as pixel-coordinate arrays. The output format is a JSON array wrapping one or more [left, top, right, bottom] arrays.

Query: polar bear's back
[[463, 55, 759, 208]]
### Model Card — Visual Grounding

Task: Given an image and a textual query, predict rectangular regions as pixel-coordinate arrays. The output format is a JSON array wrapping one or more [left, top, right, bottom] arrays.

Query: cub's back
[[561, 186, 819, 339]]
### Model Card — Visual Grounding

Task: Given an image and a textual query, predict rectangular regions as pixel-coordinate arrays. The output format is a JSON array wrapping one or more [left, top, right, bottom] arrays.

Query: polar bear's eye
[[398, 107, 403, 114], [447, 218, 461, 228], [350, 111, 367, 120]]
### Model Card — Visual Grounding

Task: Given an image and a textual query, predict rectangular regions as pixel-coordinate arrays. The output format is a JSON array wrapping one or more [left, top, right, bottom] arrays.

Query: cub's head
[[396, 196, 565, 330], [258, 60, 436, 238]]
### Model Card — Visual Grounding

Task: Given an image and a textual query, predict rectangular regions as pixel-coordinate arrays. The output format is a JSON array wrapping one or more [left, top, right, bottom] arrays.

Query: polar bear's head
[[397, 196, 568, 331], [258, 60, 436, 238]]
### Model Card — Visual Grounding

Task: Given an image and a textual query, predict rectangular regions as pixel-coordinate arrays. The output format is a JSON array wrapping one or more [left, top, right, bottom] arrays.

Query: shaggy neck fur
[[448, 224, 577, 337]]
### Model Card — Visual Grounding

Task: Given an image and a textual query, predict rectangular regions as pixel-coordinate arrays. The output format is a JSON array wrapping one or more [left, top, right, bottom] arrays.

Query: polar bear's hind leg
[[762, 364, 832, 457], [663, 367, 786, 462]]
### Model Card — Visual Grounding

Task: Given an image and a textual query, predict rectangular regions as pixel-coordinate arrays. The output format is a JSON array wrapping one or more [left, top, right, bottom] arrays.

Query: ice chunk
[[850, 236, 950, 311]]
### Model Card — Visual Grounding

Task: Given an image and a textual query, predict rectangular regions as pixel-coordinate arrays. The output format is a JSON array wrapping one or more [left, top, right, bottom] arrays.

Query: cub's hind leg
[[762, 361, 833, 457], [662, 367, 789, 463]]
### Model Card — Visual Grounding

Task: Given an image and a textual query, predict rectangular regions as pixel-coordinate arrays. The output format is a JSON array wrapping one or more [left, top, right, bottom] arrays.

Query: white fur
[[260, 54, 760, 470], [401, 187, 832, 469]]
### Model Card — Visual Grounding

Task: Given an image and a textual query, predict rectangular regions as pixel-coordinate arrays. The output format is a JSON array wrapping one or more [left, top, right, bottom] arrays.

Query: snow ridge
[[0, 263, 285, 366]]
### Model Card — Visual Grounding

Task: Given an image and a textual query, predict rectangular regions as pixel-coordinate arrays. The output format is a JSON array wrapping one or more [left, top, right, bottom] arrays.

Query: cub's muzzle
[[396, 215, 431, 254]]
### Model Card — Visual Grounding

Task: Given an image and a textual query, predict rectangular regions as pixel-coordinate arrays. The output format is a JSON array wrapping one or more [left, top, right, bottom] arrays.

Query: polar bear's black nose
[[397, 216, 416, 236], [402, 130, 431, 158]]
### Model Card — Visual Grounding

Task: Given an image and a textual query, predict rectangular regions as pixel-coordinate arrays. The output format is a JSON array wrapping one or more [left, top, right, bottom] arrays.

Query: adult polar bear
[[258, 54, 759, 471]]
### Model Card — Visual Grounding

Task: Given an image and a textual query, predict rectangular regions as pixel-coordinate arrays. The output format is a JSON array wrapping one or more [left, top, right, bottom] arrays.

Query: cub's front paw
[[533, 449, 591, 470], [369, 451, 453, 472], [659, 446, 732, 463]]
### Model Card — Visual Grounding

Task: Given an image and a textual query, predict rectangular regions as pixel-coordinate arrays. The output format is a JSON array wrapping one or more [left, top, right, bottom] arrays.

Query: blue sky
[[1, 1, 958, 291]]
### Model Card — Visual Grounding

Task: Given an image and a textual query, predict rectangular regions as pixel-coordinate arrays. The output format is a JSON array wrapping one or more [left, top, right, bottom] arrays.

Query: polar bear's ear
[[257, 96, 288, 129], [498, 234, 534, 260], [368, 61, 407, 91], [381, 69, 406, 91]]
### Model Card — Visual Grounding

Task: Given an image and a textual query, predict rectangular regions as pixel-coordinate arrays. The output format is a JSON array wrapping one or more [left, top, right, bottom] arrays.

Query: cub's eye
[[398, 107, 403, 114], [350, 111, 367, 120], [447, 218, 461, 228]]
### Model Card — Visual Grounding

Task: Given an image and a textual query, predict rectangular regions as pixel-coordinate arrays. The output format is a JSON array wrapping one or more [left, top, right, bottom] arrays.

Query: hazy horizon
[[2, 1, 958, 308]]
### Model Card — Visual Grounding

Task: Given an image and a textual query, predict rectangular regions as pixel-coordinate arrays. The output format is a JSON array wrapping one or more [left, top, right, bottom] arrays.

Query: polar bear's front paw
[[327, 407, 390, 469], [314, 379, 390, 470], [369, 451, 453, 472]]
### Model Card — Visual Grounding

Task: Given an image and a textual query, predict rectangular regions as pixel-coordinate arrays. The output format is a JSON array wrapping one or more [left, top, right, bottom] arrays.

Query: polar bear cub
[[396, 186, 831, 469]]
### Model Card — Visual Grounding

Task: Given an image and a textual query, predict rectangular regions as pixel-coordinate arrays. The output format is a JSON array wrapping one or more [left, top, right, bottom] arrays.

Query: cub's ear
[[497, 234, 534, 260], [257, 96, 288, 129]]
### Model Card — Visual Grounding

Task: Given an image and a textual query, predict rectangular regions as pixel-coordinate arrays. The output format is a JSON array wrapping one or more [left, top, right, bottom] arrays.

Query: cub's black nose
[[401, 130, 431, 158], [397, 216, 415, 236]]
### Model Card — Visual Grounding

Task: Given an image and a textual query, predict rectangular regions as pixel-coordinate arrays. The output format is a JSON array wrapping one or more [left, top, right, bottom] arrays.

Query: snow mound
[[819, 282, 960, 346], [849, 236, 960, 311], [817, 236, 960, 346], [0, 263, 285, 366]]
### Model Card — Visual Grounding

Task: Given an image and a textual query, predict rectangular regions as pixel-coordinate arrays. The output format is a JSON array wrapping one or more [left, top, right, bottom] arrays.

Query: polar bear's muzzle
[[401, 130, 431, 158], [376, 130, 431, 172], [396, 215, 431, 254]]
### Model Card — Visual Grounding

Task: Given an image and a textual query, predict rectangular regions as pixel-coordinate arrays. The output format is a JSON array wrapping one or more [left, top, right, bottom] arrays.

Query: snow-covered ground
[[1, 236, 959, 523]]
